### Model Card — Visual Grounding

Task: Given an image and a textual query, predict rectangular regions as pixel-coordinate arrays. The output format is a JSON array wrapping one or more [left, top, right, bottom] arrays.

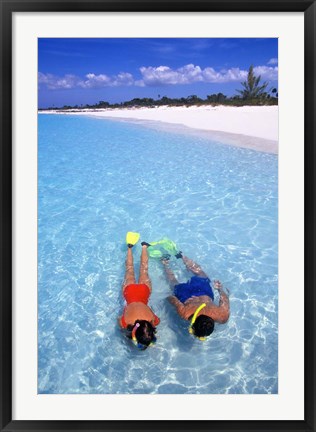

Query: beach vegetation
[[186, 95, 204, 104], [236, 65, 269, 101], [271, 87, 278, 98], [96, 100, 110, 108], [207, 93, 227, 104], [40, 92, 278, 111]]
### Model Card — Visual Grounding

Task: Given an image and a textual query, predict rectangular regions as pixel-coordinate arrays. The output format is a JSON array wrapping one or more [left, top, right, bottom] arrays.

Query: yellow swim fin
[[126, 232, 140, 247]]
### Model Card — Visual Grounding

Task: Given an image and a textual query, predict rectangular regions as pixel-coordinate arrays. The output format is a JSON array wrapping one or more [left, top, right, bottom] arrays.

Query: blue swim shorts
[[174, 276, 214, 303]]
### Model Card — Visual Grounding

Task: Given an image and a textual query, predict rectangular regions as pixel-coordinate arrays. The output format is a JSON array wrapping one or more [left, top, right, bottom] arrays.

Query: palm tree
[[236, 65, 268, 100], [271, 87, 278, 98]]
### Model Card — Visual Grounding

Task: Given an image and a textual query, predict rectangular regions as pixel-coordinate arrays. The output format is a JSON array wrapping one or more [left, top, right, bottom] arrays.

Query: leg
[[138, 245, 152, 292], [122, 247, 136, 292], [162, 260, 179, 287], [182, 255, 208, 278]]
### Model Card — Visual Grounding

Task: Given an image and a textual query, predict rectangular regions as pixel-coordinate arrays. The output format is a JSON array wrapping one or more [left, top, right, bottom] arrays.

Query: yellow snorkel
[[189, 303, 207, 341], [131, 322, 140, 343]]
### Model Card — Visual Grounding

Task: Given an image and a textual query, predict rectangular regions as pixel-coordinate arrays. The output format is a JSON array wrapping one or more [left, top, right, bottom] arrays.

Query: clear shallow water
[[38, 114, 278, 394]]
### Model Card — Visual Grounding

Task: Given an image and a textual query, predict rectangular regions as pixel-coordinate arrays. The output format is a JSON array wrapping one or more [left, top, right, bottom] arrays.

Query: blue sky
[[38, 38, 278, 108]]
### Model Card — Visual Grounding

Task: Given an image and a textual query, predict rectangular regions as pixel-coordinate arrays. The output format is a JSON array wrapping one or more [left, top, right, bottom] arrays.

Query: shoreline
[[39, 105, 278, 154]]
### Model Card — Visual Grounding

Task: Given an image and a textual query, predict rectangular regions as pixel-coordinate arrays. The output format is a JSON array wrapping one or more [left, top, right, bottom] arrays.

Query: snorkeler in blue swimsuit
[[162, 252, 230, 341]]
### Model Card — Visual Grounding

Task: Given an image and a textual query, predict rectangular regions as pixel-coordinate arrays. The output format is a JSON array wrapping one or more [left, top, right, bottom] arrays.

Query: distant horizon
[[38, 38, 278, 109]]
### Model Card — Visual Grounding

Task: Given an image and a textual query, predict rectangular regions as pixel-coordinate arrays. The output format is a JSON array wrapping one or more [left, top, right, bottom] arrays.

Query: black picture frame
[[1, 1, 315, 431]]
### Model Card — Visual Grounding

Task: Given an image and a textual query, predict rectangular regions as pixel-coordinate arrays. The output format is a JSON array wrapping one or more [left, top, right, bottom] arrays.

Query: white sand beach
[[40, 105, 278, 154]]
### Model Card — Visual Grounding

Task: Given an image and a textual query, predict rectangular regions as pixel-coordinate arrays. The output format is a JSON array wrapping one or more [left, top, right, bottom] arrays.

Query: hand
[[168, 295, 177, 304], [213, 280, 223, 290], [161, 254, 171, 265], [214, 280, 230, 296]]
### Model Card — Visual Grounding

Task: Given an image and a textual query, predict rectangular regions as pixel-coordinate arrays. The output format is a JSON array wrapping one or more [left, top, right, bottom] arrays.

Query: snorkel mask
[[131, 322, 156, 350], [189, 303, 207, 341]]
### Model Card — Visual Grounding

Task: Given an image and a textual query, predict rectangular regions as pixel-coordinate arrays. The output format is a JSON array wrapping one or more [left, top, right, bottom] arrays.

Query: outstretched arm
[[182, 255, 208, 278], [214, 281, 230, 323], [162, 260, 179, 287]]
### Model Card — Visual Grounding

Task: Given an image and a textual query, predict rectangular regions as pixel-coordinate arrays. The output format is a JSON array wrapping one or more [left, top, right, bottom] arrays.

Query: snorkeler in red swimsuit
[[119, 241, 160, 349]]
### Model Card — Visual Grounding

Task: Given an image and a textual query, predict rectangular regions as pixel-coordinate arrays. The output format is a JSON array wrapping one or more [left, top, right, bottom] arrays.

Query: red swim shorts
[[123, 283, 150, 305]]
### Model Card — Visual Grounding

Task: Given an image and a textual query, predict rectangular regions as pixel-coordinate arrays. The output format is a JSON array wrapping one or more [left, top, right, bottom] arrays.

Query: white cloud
[[139, 64, 203, 86], [140, 64, 255, 85], [38, 72, 83, 89], [39, 63, 278, 90], [38, 71, 136, 90], [202, 67, 248, 83], [253, 66, 278, 81], [268, 58, 278, 65], [111, 72, 134, 87], [81, 73, 111, 88]]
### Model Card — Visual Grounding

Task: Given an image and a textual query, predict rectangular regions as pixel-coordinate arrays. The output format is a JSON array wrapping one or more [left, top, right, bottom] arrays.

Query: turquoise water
[[38, 114, 278, 394]]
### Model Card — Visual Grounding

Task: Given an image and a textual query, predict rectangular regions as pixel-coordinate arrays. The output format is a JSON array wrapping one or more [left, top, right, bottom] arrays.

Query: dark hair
[[128, 320, 157, 349], [191, 315, 214, 338]]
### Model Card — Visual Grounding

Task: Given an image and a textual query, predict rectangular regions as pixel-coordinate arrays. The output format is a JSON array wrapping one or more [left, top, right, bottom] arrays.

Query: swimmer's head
[[130, 320, 157, 350], [190, 315, 214, 339]]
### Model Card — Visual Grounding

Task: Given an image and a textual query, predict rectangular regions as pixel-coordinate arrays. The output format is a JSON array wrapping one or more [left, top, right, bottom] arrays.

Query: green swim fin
[[147, 248, 164, 258], [126, 232, 140, 247], [147, 237, 179, 258], [160, 238, 178, 255]]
